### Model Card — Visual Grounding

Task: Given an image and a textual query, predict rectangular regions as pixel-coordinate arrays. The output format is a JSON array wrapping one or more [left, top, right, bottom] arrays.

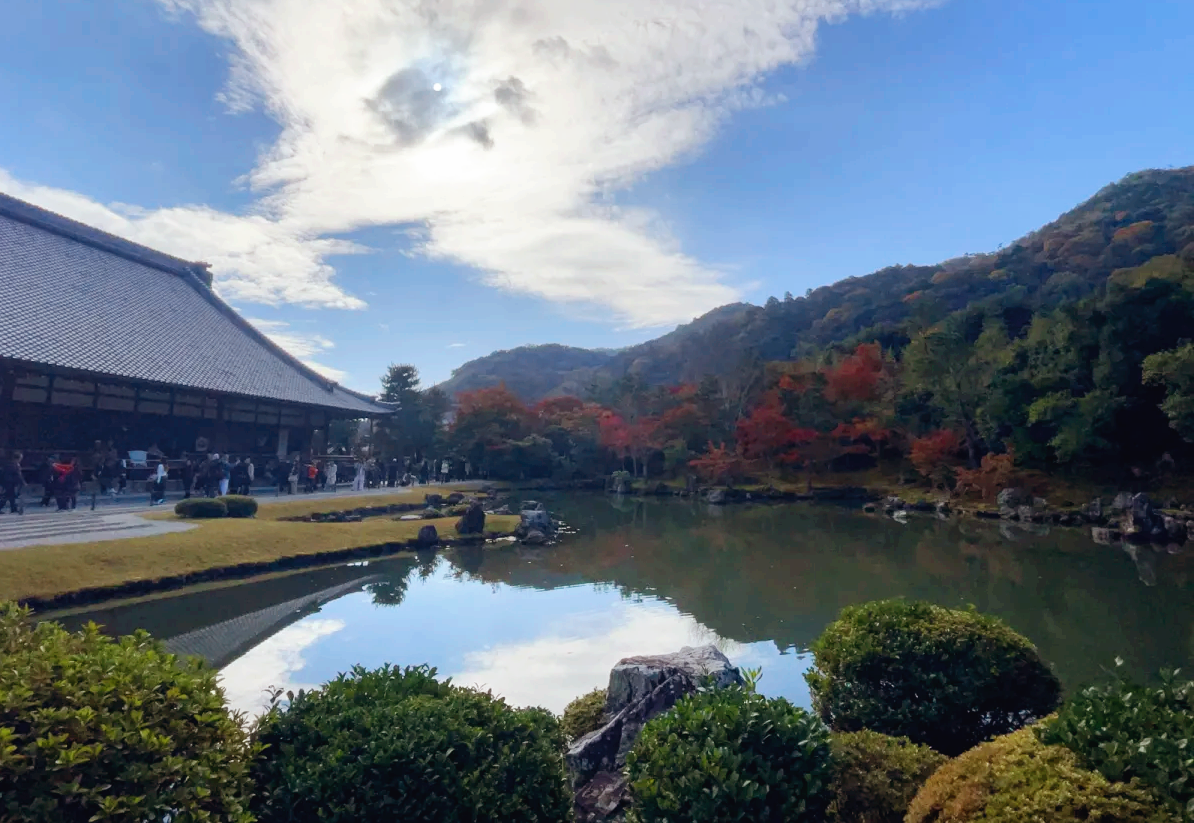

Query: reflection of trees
[[459, 494, 1194, 691], [365, 558, 419, 607]]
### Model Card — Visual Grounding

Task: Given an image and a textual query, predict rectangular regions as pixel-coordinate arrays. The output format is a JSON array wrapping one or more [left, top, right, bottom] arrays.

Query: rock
[[1128, 493, 1167, 541], [1033, 497, 1049, 509], [424, 493, 444, 508], [422, 508, 444, 519], [573, 771, 628, 823], [1166, 497, 1180, 509], [397, 514, 422, 521], [935, 500, 951, 515], [567, 645, 742, 817], [1110, 492, 1133, 511], [489, 504, 511, 515], [455, 501, 486, 535], [522, 499, 546, 511], [884, 495, 906, 511], [520, 508, 553, 533], [999, 506, 1017, 520], [1162, 515, 1187, 543], [1083, 498, 1104, 522], [996, 487, 1028, 508], [446, 491, 465, 505], [705, 488, 727, 505], [522, 529, 548, 546], [416, 524, 438, 546], [1091, 527, 1121, 545], [651, 482, 670, 496], [610, 473, 632, 494], [862, 502, 877, 513]]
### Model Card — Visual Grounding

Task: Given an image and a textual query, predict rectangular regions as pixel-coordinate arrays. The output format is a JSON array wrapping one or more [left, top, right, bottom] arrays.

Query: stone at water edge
[[705, 488, 726, 504], [416, 524, 438, 546], [996, 487, 1028, 508], [1110, 491, 1134, 511], [424, 493, 443, 508], [567, 645, 743, 822], [446, 491, 464, 505], [455, 501, 486, 535], [1083, 498, 1104, 522], [522, 529, 548, 545]]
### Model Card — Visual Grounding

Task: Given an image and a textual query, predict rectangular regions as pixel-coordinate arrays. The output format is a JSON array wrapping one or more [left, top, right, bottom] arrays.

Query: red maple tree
[[735, 391, 815, 471]]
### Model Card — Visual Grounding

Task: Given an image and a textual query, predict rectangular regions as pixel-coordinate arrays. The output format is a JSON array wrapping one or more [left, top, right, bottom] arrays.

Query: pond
[[54, 494, 1194, 716]]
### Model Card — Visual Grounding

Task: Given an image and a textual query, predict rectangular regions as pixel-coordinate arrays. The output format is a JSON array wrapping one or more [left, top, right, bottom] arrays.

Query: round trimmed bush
[[249, 663, 572, 823], [0, 602, 256, 823], [626, 686, 833, 823], [827, 731, 947, 823], [1037, 663, 1194, 818], [221, 494, 258, 518], [174, 497, 228, 518], [561, 687, 607, 742], [906, 727, 1173, 823], [805, 599, 1061, 755]]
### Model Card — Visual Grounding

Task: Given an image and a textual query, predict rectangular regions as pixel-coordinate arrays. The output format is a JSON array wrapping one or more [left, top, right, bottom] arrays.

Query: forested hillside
[[439, 168, 1194, 401]]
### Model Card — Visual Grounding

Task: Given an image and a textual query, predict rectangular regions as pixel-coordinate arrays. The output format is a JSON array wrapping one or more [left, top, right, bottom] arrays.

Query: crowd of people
[[0, 444, 481, 515]]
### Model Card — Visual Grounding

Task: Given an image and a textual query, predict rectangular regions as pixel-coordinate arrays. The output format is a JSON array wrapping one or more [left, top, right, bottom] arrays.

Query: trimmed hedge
[[906, 727, 1173, 823], [805, 600, 1061, 755], [249, 663, 572, 823], [827, 731, 947, 823], [1038, 663, 1194, 819], [0, 602, 256, 822], [626, 686, 833, 823], [222, 494, 259, 518], [174, 497, 228, 518], [561, 687, 607, 742]]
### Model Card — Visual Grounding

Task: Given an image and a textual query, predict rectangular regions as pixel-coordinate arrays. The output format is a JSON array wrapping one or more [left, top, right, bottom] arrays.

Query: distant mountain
[[437, 167, 1194, 402]]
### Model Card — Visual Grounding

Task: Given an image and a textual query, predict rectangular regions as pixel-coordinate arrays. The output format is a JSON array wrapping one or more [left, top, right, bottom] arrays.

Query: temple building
[[0, 192, 392, 460]]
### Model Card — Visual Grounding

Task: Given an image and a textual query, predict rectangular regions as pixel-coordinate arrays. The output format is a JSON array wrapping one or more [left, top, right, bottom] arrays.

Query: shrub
[[561, 687, 607, 742], [0, 602, 255, 822], [1037, 662, 1194, 819], [250, 663, 572, 823], [626, 686, 833, 823], [805, 599, 1061, 755], [221, 494, 259, 518], [422, 507, 445, 519], [906, 727, 1172, 822], [174, 497, 228, 518], [827, 731, 947, 823]]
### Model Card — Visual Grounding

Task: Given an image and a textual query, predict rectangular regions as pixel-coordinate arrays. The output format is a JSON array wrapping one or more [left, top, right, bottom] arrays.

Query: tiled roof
[[0, 193, 390, 415]]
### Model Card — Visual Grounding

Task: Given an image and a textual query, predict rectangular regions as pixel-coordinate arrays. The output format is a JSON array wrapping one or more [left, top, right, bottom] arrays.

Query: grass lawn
[[0, 487, 519, 605]]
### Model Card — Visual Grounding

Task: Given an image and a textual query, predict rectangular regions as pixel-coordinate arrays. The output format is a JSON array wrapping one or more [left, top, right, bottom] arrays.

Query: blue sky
[[1, 0, 1191, 391]]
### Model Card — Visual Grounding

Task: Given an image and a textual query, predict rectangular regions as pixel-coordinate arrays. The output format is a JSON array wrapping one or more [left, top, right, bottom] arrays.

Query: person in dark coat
[[231, 459, 250, 496], [53, 458, 80, 511], [37, 456, 55, 507], [181, 458, 195, 499], [1, 451, 24, 514]]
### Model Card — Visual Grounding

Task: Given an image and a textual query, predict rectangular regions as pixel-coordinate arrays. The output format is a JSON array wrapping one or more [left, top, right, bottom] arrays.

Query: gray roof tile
[[0, 193, 389, 415]]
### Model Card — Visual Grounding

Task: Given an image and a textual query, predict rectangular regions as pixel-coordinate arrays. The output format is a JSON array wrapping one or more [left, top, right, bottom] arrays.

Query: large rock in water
[[455, 501, 486, 535], [416, 524, 438, 546], [567, 645, 743, 822]]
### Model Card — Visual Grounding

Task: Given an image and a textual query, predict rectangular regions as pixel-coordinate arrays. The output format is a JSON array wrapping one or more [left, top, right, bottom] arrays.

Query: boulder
[[705, 488, 727, 505], [397, 514, 422, 521], [1091, 526, 1122, 545], [935, 500, 951, 516], [424, 493, 444, 508], [1033, 497, 1049, 509], [1083, 498, 1104, 522], [566, 646, 743, 820], [1016, 505, 1038, 523], [1162, 515, 1187, 543], [422, 507, 444, 519], [520, 508, 553, 533], [862, 502, 877, 513], [999, 506, 1017, 520], [455, 501, 486, 535], [446, 491, 465, 505], [996, 487, 1028, 508], [522, 499, 546, 511], [416, 524, 438, 546], [522, 529, 548, 546], [884, 496, 906, 514], [610, 473, 632, 494], [1110, 492, 1134, 511]]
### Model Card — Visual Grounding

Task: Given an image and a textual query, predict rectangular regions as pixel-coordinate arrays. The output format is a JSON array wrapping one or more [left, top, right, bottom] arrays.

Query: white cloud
[[246, 316, 350, 382], [219, 618, 346, 715], [0, 170, 365, 310], [447, 342, 466, 348], [8, 0, 941, 325]]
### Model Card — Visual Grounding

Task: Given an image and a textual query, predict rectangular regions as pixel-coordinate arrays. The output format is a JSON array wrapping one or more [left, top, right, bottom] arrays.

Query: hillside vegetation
[[439, 168, 1194, 402]]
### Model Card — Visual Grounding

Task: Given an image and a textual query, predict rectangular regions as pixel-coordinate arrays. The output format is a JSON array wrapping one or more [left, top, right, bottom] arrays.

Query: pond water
[[56, 494, 1194, 716]]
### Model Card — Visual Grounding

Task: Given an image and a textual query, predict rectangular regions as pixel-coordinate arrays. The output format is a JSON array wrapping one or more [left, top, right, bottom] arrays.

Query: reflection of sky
[[219, 560, 812, 716]]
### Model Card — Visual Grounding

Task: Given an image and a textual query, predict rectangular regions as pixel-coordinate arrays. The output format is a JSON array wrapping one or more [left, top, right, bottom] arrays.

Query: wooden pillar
[[214, 396, 228, 453], [0, 368, 15, 450]]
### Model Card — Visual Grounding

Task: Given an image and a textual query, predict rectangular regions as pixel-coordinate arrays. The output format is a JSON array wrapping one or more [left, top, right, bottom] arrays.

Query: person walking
[[37, 455, 55, 507], [440, 458, 450, 484], [287, 461, 300, 496], [149, 460, 168, 506], [325, 460, 338, 490], [306, 461, 318, 493], [1, 451, 24, 515], [245, 456, 255, 491], [53, 458, 80, 511], [352, 459, 366, 492], [181, 457, 195, 499]]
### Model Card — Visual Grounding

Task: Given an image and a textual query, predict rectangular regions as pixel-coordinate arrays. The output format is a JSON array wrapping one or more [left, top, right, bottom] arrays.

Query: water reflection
[[55, 495, 1194, 715]]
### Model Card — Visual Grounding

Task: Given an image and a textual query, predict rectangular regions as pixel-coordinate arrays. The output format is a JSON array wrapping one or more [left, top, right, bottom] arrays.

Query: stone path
[[0, 508, 195, 550]]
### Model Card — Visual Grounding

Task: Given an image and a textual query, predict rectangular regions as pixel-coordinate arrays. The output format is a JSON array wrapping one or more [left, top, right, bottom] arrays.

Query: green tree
[[1143, 342, 1194, 442]]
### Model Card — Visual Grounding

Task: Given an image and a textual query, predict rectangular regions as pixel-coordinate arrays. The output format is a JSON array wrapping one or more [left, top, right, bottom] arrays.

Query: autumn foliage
[[910, 430, 962, 486], [954, 451, 1019, 500]]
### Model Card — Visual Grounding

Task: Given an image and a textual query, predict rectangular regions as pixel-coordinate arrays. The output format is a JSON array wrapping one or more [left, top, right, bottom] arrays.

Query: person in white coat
[[325, 460, 338, 489], [353, 459, 366, 492], [150, 461, 168, 506]]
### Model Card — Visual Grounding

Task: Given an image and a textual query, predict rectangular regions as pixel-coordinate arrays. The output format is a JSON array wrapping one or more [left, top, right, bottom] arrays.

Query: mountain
[[437, 167, 1194, 402]]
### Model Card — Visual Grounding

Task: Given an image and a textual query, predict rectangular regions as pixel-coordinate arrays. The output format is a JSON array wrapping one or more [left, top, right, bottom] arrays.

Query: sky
[[1, 0, 1191, 392]]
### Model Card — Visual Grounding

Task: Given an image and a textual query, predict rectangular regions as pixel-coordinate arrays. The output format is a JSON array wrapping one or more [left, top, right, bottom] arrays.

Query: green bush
[[446, 503, 469, 516], [561, 687, 607, 741], [174, 497, 228, 518], [1037, 662, 1194, 819], [827, 730, 947, 823], [221, 494, 259, 518], [906, 727, 1173, 822], [626, 686, 833, 823], [422, 507, 445, 519], [250, 663, 572, 823], [805, 599, 1061, 755], [0, 602, 255, 822]]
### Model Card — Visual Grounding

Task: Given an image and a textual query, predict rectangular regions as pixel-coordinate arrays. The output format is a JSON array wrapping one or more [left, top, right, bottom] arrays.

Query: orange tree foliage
[[452, 384, 531, 442], [909, 430, 963, 486], [953, 450, 1019, 500], [823, 343, 892, 405], [735, 392, 815, 470], [688, 442, 746, 485]]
